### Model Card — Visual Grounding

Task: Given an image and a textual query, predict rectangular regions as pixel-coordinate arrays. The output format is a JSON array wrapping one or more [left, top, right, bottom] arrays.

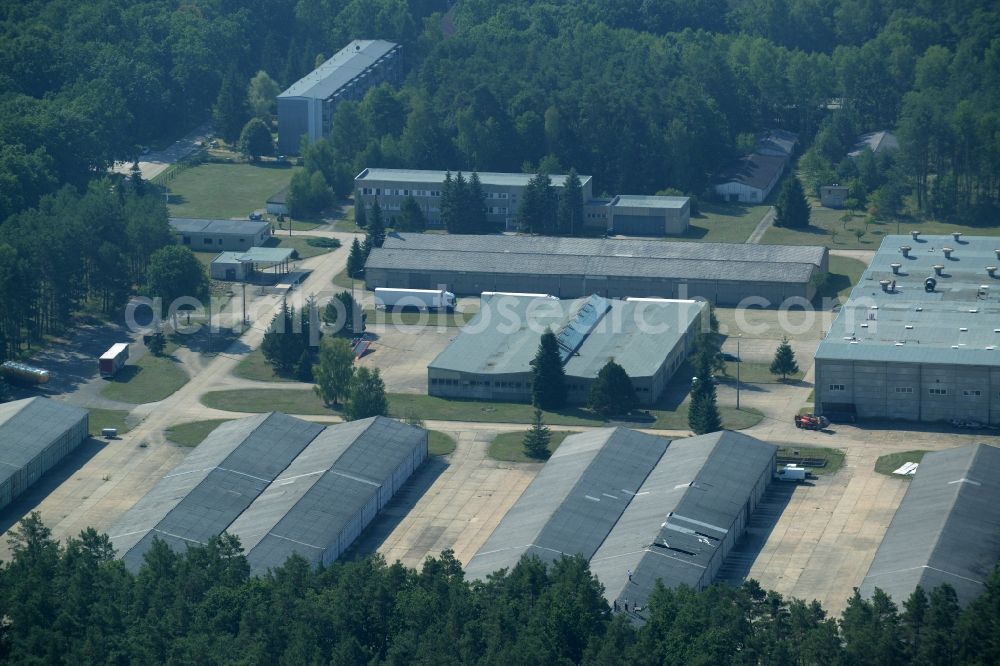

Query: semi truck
[[0, 361, 50, 385], [374, 288, 456, 311], [99, 343, 130, 378]]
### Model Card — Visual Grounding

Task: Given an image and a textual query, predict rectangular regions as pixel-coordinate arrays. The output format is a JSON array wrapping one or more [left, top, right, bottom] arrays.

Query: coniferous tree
[[557, 168, 584, 236], [439, 171, 454, 231], [775, 176, 811, 228], [366, 200, 386, 250], [517, 173, 556, 234], [446, 172, 469, 233], [323, 291, 365, 337], [354, 195, 368, 228], [295, 349, 314, 382], [346, 238, 366, 278], [531, 328, 567, 410], [589, 359, 638, 417], [523, 408, 552, 460], [261, 301, 305, 375], [689, 347, 721, 434], [398, 195, 427, 232], [770, 336, 799, 380], [467, 172, 490, 233], [213, 69, 249, 143]]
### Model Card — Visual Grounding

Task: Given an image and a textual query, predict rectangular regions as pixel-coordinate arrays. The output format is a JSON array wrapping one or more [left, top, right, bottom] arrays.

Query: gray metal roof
[[465, 429, 777, 606], [379, 233, 827, 267], [169, 218, 270, 237], [860, 443, 1000, 606], [816, 235, 1000, 367], [279, 40, 399, 100], [368, 248, 816, 284], [849, 130, 899, 157], [0, 397, 88, 487], [714, 153, 787, 190], [239, 417, 426, 573], [755, 129, 798, 156], [428, 295, 705, 380], [610, 195, 689, 209], [110, 414, 425, 573], [356, 168, 592, 189]]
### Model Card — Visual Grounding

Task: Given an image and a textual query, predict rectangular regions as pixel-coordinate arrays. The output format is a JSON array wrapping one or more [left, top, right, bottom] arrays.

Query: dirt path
[[746, 206, 776, 244]]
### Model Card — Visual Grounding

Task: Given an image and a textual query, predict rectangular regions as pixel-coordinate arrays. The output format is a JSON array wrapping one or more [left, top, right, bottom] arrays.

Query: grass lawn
[[201, 388, 763, 430], [428, 430, 457, 456], [364, 308, 476, 328], [166, 419, 232, 447], [88, 409, 131, 437], [817, 255, 869, 304], [332, 205, 363, 233], [233, 348, 296, 382], [874, 450, 928, 477], [761, 196, 1000, 249], [717, 361, 804, 384], [777, 445, 845, 476], [488, 430, 579, 463], [332, 269, 359, 289], [266, 235, 336, 260], [101, 353, 189, 404], [679, 202, 771, 243], [166, 162, 294, 219]]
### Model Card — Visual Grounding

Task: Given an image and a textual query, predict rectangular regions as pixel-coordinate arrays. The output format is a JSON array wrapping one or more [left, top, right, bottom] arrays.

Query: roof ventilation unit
[[890, 263, 902, 274], [911, 230, 921, 241], [943, 247, 954, 259], [900, 245, 912, 257], [988, 266, 998, 278], [933, 264, 945, 276], [953, 232, 963, 242]]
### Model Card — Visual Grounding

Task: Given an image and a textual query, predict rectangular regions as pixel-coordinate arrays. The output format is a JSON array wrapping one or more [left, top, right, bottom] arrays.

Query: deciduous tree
[[344, 367, 388, 420], [312, 337, 356, 406]]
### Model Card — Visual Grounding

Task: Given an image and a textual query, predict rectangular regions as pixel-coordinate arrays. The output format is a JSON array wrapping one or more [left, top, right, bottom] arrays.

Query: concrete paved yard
[[359, 324, 454, 394], [351, 429, 538, 567]]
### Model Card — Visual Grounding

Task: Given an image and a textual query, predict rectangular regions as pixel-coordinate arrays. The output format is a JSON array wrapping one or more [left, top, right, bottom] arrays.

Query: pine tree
[[523, 408, 552, 460], [770, 336, 799, 380], [439, 171, 454, 231], [346, 238, 366, 278], [557, 168, 584, 236], [366, 200, 386, 249], [261, 301, 305, 375], [446, 172, 469, 233], [323, 291, 365, 337], [689, 348, 721, 434], [354, 195, 368, 228], [517, 173, 556, 234], [775, 176, 811, 228], [295, 349, 314, 382], [531, 328, 567, 410], [467, 172, 490, 233], [589, 359, 638, 417], [398, 195, 427, 232], [213, 69, 249, 143]]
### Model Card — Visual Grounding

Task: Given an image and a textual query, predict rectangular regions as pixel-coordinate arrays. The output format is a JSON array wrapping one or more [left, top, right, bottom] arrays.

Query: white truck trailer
[[374, 288, 456, 311], [480, 292, 559, 302], [99, 343, 130, 378]]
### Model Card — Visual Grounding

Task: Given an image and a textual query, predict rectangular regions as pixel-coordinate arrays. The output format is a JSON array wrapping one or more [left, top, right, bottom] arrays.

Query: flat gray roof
[[110, 413, 425, 573], [356, 168, 592, 189], [429, 295, 704, 380], [816, 235, 1000, 366], [465, 429, 777, 606], [0, 397, 88, 488], [611, 195, 689, 209], [169, 218, 270, 237], [279, 40, 398, 100], [860, 443, 1000, 606]]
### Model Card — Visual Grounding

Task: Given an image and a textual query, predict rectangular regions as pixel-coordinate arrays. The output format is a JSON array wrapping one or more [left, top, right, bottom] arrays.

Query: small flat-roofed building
[[820, 185, 850, 208], [606, 195, 690, 236], [170, 218, 271, 252], [860, 443, 1000, 606], [210, 247, 295, 281], [713, 153, 787, 203], [355, 168, 594, 230], [814, 234, 1000, 425], [0, 397, 89, 510], [464, 429, 777, 610], [428, 294, 705, 405], [277, 40, 401, 154], [365, 233, 828, 305], [266, 186, 289, 216], [110, 413, 426, 574]]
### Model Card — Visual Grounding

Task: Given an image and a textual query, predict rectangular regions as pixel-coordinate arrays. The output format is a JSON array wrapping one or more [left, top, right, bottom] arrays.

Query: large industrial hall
[[428, 294, 705, 405], [815, 234, 1000, 424], [0, 397, 89, 511], [860, 443, 1000, 606], [110, 413, 427, 573], [364, 233, 828, 305], [464, 428, 777, 609]]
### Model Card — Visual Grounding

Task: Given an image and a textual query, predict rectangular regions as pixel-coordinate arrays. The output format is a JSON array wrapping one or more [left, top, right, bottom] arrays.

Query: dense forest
[[1, 515, 999, 664]]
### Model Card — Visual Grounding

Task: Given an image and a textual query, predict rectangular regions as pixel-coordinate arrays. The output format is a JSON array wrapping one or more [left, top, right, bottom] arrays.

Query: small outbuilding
[[209, 247, 295, 281], [712, 153, 787, 203], [606, 195, 690, 236], [820, 185, 850, 208], [0, 397, 89, 510], [266, 186, 289, 216]]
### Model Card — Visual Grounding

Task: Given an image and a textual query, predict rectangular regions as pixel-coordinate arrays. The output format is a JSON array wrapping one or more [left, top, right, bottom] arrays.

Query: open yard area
[[87, 409, 131, 437], [761, 198, 1000, 249], [488, 430, 578, 462], [100, 353, 188, 404], [677, 202, 772, 243], [166, 162, 294, 219]]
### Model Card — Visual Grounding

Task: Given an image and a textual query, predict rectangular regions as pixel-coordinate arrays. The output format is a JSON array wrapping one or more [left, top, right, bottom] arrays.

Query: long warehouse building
[[429, 294, 705, 405], [860, 443, 1000, 607], [365, 233, 828, 305], [465, 429, 777, 610], [110, 413, 426, 573], [0, 397, 89, 511], [815, 234, 1000, 424]]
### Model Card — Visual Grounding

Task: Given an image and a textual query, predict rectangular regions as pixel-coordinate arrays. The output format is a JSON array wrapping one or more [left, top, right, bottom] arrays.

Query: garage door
[[611, 214, 663, 236]]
